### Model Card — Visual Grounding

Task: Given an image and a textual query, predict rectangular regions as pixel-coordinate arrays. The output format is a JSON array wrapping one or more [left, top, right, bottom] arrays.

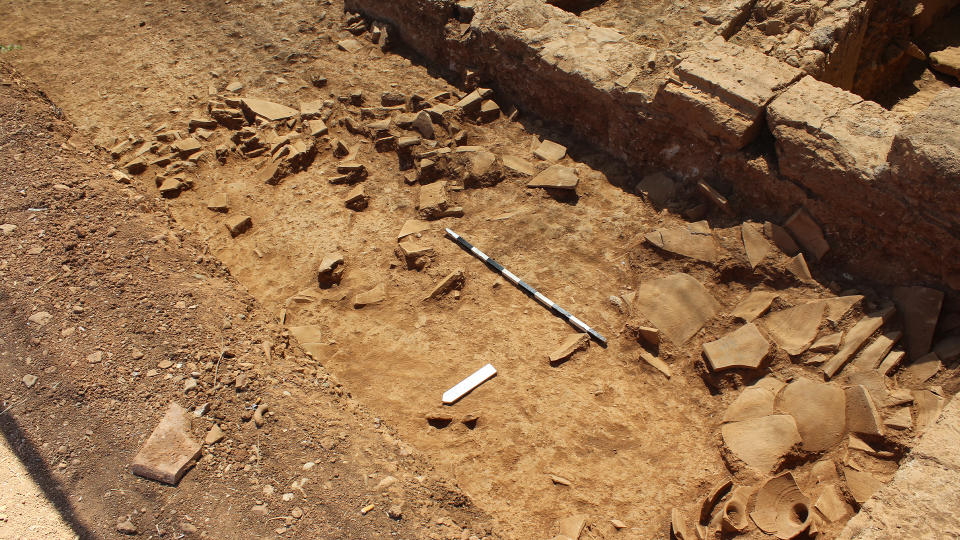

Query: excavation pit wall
[[346, 0, 960, 293]]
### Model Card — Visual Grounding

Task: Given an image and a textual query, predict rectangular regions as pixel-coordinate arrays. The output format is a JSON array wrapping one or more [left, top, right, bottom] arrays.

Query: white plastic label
[[442, 364, 497, 404]]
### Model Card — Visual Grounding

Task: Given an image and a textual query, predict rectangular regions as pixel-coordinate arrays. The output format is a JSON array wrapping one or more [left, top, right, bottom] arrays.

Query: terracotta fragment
[[763, 302, 824, 355], [721, 415, 800, 472], [731, 290, 777, 322], [634, 273, 720, 345], [750, 472, 813, 539], [703, 323, 771, 371], [778, 378, 846, 452]]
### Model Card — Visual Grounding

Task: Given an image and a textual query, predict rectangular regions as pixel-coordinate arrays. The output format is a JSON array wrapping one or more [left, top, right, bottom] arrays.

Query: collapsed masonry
[[344, 0, 960, 292]]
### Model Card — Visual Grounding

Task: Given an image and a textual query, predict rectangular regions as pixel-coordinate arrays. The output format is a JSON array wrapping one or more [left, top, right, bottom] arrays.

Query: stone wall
[[839, 395, 960, 538], [344, 0, 960, 291]]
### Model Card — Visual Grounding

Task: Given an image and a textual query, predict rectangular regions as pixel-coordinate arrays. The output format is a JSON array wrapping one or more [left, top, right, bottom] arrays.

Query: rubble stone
[[206, 193, 229, 213], [240, 97, 298, 121], [662, 37, 802, 149], [533, 139, 567, 161], [784, 208, 829, 260], [337, 39, 363, 53], [225, 215, 252, 237], [930, 46, 960, 79], [344, 185, 369, 211], [527, 165, 578, 190], [397, 238, 434, 270], [417, 181, 450, 220], [426, 269, 464, 300], [316, 252, 344, 288]]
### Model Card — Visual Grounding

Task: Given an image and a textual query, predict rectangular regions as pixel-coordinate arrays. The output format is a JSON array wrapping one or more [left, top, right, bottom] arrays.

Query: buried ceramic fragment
[[722, 387, 775, 423], [885, 407, 913, 431], [645, 221, 718, 262], [633, 273, 720, 345], [846, 433, 895, 459], [843, 467, 883, 504], [850, 330, 902, 371], [810, 332, 842, 353], [822, 307, 896, 379], [844, 385, 884, 436], [892, 286, 943, 361], [814, 484, 853, 522], [814, 295, 864, 323], [696, 480, 733, 538], [913, 389, 945, 432], [639, 349, 671, 379], [699, 479, 733, 525], [901, 352, 942, 386], [785, 253, 813, 282], [750, 472, 814, 539], [721, 486, 754, 533], [754, 376, 787, 395], [730, 290, 778, 322], [843, 370, 890, 408], [441, 364, 496, 404], [762, 301, 825, 355], [702, 323, 771, 371], [741, 222, 773, 268], [558, 514, 586, 539], [721, 415, 801, 472], [777, 378, 846, 452], [671, 508, 694, 540], [877, 350, 906, 376]]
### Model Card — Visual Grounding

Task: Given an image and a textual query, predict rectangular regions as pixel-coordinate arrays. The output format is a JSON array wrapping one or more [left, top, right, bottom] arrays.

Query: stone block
[[661, 37, 802, 149], [887, 88, 960, 229], [767, 76, 897, 189]]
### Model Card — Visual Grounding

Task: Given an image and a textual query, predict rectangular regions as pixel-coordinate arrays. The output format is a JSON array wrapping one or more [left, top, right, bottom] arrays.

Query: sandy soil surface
[[0, 436, 75, 540], [0, 63, 494, 539]]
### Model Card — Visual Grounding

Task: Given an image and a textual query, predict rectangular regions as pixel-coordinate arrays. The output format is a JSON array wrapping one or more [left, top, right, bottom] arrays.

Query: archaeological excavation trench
[[4, 0, 960, 537]]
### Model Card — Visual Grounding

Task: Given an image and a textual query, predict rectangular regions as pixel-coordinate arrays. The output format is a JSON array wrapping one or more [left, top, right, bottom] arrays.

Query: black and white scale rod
[[445, 228, 607, 346]]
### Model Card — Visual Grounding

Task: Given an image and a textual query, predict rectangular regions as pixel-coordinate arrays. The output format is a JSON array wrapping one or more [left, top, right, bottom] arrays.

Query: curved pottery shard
[[634, 273, 720, 345], [722, 486, 754, 533], [750, 472, 813, 539], [721, 415, 801, 472], [722, 387, 775, 423], [777, 378, 846, 452], [762, 301, 825, 356], [670, 508, 693, 540], [702, 323, 771, 371]]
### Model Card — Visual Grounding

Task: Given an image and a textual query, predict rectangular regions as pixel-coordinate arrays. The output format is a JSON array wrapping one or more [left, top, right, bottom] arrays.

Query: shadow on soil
[[0, 410, 96, 540]]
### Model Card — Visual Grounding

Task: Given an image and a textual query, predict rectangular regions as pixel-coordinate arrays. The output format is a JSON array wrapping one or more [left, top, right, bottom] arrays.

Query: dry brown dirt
[[0, 1, 958, 539], [0, 63, 493, 539]]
